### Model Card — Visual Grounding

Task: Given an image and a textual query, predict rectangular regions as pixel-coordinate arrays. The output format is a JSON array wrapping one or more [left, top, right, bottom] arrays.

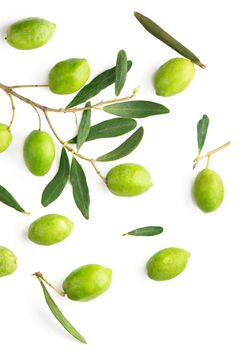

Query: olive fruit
[[28, 214, 73, 246], [193, 168, 224, 213], [48, 58, 90, 95], [6, 17, 56, 50], [106, 163, 152, 197], [154, 57, 195, 97], [0, 123, 12, 153], [0, 246, 17, 277], [63, 264, 112, 301], [23, 130, 55, 176], [147, 247, 190, 281]]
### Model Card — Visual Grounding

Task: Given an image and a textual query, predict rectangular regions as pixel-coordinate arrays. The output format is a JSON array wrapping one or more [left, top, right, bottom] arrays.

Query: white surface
[[1, 0, 239, 349]]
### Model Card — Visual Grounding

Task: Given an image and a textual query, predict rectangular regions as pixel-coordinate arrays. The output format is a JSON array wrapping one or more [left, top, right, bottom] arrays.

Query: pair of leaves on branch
[[42, 148, 90, 220], [0, 184, 28, 214]]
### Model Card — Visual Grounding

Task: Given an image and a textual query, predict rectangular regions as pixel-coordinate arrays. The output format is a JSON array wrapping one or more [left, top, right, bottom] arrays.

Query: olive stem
[[29, 102, 42, 130], [6, 92, 15, 129], [9, 84, 48, 89], [193, 141, 231, 169], [33, 272, 65, 297], [90, 159, 106, 183]]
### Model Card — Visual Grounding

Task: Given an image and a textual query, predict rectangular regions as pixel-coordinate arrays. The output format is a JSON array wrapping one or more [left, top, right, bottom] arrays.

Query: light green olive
[[28, 214, 74, 246], [0, 246, 17, 277], [23, 130, 55, 176], [106, 163, 152, 197], [63, 264, 112, 301], [147, 247, 190, 281], [0, 123, 12, 153], [6, 17, 56, 50], [193, 168, 224, 213], [154, 57, 195, 97], [48, 58, 90, 95]]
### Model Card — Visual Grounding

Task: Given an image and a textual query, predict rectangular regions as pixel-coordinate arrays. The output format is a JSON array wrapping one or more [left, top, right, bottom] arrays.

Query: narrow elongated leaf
[[0, 184, 28, 213], [134, 12, 205, 68], [123, 226, 164, 236], [197, 115, 209, 153], [41, 148, 70, 207], [68, 118, 137, 144], [115, 50, 128, 96], [70, 158, 90, 219], [39, 280, 87, 344], [103, 100, 169, 118], [67, 61, 133, 108], [97, 126, 144, 162], [76, 102, 91, 150]]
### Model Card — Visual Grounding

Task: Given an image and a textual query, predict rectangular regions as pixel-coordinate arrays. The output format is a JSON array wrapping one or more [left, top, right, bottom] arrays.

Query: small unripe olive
[[6, 17, 56, 50], [48, 58, 90, 95], [193, 168, 224, 213], [106, 163, 152, 197], [63, 264, 112, 301], [154, 57, 195, 97], [0, 246, 17, 277], [0, 123, 12, 153], [23, 130, 55, 176], [147, 247, 190, 281], [28, 214, 74, 245]]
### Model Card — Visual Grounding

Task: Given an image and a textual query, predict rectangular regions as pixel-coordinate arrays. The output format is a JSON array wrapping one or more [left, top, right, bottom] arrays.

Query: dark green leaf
[[39, 280, 87, 344], [0, 184, 28, 213], [134, 12, 205, 68], [70, 158, 90, 219], [123, 226, 164, 236], [68, 118, 137, 144], [103, 100, 169, 118], [115, 50, 128, 96], [41, 148, 70, 207], [66, 61, 133, 108], [97, 126, 144, 162], [76, 102, 91, 150], [197, 115, 209, 153]]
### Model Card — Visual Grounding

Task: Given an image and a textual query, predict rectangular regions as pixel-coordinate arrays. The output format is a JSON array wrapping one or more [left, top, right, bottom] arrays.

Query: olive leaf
[[0, 184, 28, 213], [66, 61, 133, 108], [103, 101, 169, 118], [134, 11, 205, 68], [96, 126, 144, 162], [68, 118, 137, 144], [38, 280, 87, 344], [123, 226, 164, 236], [70, 157, 90, 219], [115, 50, 128, 96], [197, 115, 209, 153], [76, 102, 91, 150], [41, 148, 70, 207]]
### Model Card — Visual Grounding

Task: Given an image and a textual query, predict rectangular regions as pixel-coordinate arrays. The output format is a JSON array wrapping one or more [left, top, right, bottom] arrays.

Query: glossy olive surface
[[0, 246, 17, 277], [0, 123, 12, 153]]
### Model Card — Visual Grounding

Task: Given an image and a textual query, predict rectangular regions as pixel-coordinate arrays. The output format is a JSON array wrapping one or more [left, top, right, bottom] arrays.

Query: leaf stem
[[33, 272, 65, 297], [193, 141, 231, 169]]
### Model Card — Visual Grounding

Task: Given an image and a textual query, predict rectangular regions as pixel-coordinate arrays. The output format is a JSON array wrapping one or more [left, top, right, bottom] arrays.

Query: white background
[[1, 0, 239, 349]]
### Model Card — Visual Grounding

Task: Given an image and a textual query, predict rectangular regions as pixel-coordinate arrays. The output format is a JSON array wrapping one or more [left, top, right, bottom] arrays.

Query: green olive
[[48, 58, 90, 95], [63, 264, 112, 301], [0, 123, 12, 153], [28, 214, 74, 246], [154, 57, 195, 97], [6, 17, 56, 50], [23, 130, 55, 176], [147, 247, 190, 281], [0, 246, 17, 277], [106, 163, 152, 197], [193, 168, 224, 213]]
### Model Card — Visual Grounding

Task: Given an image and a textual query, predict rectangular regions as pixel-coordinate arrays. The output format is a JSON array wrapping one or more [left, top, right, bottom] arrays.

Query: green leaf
[[76, 102, 91, 150], [97, 126, 144, 162], [39, 280, 87, 344], [123, 226, 164, 236], [134, 12, 205, 68], [66, 61, 133, 108], [68, 118, 137, 144], [41, 148, 70, 207], [0, 184, 28, 213], [103, 101, 169, 118], [115, 50, 128, 96], [197, 115, 209, 153], [70, 158, 90, 219]]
